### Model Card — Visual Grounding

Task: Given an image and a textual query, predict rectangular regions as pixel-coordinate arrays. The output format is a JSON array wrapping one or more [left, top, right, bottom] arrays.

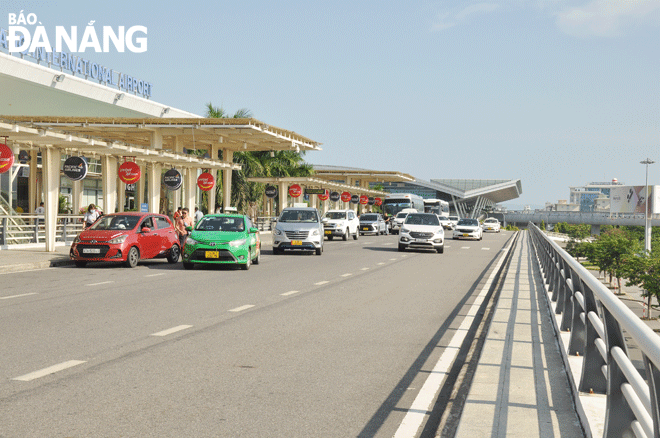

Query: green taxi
[[182, 214, 261, 270]]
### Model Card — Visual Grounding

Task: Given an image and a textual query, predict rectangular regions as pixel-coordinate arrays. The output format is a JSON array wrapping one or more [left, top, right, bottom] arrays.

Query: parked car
[[482, 217, 501, 233], [398, 213, 445, 253], [453, 218, 483, 240], [321, 209, 359, 241], [273, 207, 324, 255], [359, 213, 387, 235], [70, 212, 180, 268], [438, 215, 453, 230], [181, 214, 260, 270]]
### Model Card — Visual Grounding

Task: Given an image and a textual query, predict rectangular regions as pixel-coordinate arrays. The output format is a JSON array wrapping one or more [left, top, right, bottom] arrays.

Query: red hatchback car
[[70, 212, 181, 268]]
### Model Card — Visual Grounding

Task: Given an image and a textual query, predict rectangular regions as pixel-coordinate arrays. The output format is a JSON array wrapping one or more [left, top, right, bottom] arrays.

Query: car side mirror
[[249, 227, 259, 234], [141, 227, 151, 233], [185, 226, 193, 232]]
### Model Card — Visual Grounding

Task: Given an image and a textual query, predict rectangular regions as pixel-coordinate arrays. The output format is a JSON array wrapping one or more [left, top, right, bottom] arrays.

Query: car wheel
[[342, 229, 348, 241], [241, 250, 251, 270], [316, 245, 323, 255], [437, 246, 444, 254], [353, 228, 358, 240], [167, 244, 180, 263], [125, 246, 139, 268], [75, 261, 87, 268], [398, 243, 405, 252], [183, 262, 194, 270], [253, 247, 260, 265]]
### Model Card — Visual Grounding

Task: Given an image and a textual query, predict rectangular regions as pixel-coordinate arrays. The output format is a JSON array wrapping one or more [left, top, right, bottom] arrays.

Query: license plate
[[82, 248, 101, 254], [414, 239, 427, 243], [205, 251, 219, 258], [463, 234, 470, 237], [291, 240, 303, 245], [324, 230, 331, 235], [362, 227, 369, 231], [487, 227, 493, 230]]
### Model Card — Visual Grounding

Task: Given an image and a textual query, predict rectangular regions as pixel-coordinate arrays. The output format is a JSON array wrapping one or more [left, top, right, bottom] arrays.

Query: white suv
[[322, 210, 359, 241]]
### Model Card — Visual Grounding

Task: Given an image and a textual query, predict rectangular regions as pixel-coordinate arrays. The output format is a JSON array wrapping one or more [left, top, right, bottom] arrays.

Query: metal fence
[[0, 215, 84, 246], [529, 222, 660, 438]]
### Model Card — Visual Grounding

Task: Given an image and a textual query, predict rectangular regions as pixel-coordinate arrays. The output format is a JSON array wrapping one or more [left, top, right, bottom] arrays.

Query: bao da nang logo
[[6, 11, 147, 53]]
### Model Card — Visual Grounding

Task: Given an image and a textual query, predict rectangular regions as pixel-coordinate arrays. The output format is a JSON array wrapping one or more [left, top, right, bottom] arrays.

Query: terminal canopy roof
[[311, 165, 415, 183], [247, 177, 388, 197], [0, 116, 321, 170]]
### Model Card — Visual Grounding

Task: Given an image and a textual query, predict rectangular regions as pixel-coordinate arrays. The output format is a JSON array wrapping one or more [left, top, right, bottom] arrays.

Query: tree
[[592, 229, 641, 291], [623, 249, 660, 318]]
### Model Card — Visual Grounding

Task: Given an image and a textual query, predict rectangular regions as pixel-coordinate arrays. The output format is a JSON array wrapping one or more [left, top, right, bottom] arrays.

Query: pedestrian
[[173, 206, 182, 221], [83, 204, 100, 229], [175, 207, 194, 246], [194, 206, 203, 223], [35, 202, 45, 225]]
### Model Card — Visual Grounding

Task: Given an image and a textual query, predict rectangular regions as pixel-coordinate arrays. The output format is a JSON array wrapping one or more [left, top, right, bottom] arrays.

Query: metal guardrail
[[528, 222, 660, 438], [0, 215, 84, 246], [253, 216, 276, 232]]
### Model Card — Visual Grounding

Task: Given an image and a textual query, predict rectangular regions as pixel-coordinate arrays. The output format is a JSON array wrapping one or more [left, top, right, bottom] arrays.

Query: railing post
[[578, 284, 607, 394], [33, 222, 38, 243], [568, 277, 586, 356], [602, 306, 635, 438], [62, 218, 67, 243], [560, 268, 575, 332], [643, 355, 660, 438], [0, 217, 6, 246]]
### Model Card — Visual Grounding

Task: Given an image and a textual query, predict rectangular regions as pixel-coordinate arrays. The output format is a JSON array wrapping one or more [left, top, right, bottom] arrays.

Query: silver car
[[272, 207, 324, 255], [359, 213, 388, 235]]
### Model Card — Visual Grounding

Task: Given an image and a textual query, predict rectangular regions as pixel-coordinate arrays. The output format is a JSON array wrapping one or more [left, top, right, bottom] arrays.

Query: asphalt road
[[0, 230, 512, 438]]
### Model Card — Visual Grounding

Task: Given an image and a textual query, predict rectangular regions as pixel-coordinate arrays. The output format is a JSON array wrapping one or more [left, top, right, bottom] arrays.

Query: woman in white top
[[83, 204, 101, 229]]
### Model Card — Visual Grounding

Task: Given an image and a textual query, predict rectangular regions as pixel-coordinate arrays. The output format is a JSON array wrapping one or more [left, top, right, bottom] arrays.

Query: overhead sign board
[[62, 156, 88, 181], [304, 188, 326, 195], [265, 185, 278, 198], [611, 186, 659, 214], [163, 168, 182, 190], [118, 161, 141, 184], [197, 172, 215, 191], [0, 143, 14, 174]]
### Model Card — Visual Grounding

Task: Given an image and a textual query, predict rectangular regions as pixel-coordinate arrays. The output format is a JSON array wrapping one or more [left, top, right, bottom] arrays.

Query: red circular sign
[[118, 161, 141, 184], [197, 172, 215, 191], [359, 195, 369, 205], [375, 197, 382, 206], [340, 192, 352, 203], [289, 184, 302, 198], [0, 143, 15, 175], [318, 190, 329, 201]]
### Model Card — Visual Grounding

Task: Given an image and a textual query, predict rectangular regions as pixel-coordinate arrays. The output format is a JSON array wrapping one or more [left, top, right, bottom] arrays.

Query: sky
[[1, 0, 659, 209]]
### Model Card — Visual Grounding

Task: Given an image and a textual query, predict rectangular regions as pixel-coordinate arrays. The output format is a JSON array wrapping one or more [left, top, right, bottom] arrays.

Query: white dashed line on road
[[145, 273, 166, 277], [341, 273, 353, 277], [281, 290, 300, 296], [314, 281, 330, 285], [381, 242, 393, 246], [377, 262, 385, 265], [461, 247, 470, 250], [361, 268, 370, 271], [86, 281, 114, 286], [13, 360, 87, 381], [390, 258, 397, 261], [482, 248, 490, 251], [0, 292, 37, 300], [229, 305, 255, 313], [151, 325, 193, 337]]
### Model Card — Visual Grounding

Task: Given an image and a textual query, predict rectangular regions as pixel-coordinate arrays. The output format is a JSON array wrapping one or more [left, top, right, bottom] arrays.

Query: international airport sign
[[62, 156, 88, 181], [0, 143, 14, 174], [610, 186, 660, 214], [0, 12, 152, 98]]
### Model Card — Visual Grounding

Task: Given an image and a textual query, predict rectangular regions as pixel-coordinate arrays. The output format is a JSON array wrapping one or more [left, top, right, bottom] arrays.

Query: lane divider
[[281, 290, 300, 296], [13, 360, 86, 382], [314, 281, 329, 286], [145, 273, 166, 278], [0, 292, 37, 300], [151, 325, 193, 337], [229, 305, 255, 313], [85, 281, 114, 286]]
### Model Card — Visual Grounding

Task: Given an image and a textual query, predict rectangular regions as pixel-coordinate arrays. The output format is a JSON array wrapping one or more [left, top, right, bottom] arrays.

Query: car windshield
[[324, 212, 346, 220], [485, 219, 498, 223], [458, 219, 479, 226], [405, 214, 440, 226], [360, 214, 378, 221], [439, 216, 449, 221], [279, 210, 318, 223], [396, 213, 408, 219], [449, 216, 459, 221], [90, 215, 140, 231], [195, 216, 245, 232]]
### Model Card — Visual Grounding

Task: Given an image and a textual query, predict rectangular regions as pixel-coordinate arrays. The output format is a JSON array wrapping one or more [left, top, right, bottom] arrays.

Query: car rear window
[[457, 219, 479, 226], [196, 217, 245, 232], [405, 214, 440, 226], [279, 210, 319, 223], [90, 215, 140, 231]]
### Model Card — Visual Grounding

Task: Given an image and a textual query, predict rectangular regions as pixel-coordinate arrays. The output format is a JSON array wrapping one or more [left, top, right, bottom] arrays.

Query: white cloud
[[432, 3, 501, 32], [556, 0, 660, 37]]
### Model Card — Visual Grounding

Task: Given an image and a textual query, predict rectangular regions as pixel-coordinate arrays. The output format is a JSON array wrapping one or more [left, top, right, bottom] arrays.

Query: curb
[[0, 258, 74, 274]]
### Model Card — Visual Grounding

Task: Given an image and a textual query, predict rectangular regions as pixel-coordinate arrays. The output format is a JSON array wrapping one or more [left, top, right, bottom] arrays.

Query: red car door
[[136, 216, 160, 259], [155, 216, 178, 254]]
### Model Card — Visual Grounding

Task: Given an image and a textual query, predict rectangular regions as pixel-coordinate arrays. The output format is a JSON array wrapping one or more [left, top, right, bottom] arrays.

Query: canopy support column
[[223, 149, 233, 211], [41, 146, 60, 252], [136, 163, 146, 212], [102, 155, 118, 214], [147, 162, 161, 214]]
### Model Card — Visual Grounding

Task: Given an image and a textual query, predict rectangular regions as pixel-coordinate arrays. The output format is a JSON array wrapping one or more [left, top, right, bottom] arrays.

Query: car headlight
[[229, 238, 247, 247], [401, 228, 410, 234], [108, 234, 128, 244], [186, 236, 199, 245], [274, 228, 283, 235], [73, 235, 81, 244], [312, 229, 320, 236]]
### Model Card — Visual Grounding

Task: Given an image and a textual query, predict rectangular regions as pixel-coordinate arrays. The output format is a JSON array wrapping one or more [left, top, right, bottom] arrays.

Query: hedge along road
[[0, 230, 512, 437]]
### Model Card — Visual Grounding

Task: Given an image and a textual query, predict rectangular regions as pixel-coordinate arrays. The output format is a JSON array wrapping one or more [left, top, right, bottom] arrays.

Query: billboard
[[610, 186, 660, 214]]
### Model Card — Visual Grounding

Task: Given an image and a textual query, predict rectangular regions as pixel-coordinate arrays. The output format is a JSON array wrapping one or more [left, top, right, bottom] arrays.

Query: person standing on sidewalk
[[34, 202, 45, 225], [83, 204, 101, 229], [194, 207, 203, 223], [175, 208, 194, 247]]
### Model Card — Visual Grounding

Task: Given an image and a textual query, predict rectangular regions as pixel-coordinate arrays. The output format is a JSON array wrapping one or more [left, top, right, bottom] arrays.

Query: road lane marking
[[381, 242, 393, 246], [390, 258, 397, 261], [281, 290, 300, 296], [86, 281, 114, 286], [0, 292, 37, 300], [13, 360, 86, 381], [341, 273, 353, 277], [151, 325, 193, 337], [145, 273, 165, 277], [377, 262, 385, 265], [314, 281, 330, 285], [393, 234, 515, 438], [361, 268, 370, 271], [482, 247, 490, 250], [229, 305, 255, 313], [461, 247, 470, 249]]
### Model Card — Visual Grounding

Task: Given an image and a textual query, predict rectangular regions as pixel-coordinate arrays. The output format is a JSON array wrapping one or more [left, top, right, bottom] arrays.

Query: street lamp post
[[641, 158, 655, 254]]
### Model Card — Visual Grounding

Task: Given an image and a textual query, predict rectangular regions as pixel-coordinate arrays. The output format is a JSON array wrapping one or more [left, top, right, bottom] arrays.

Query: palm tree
[[205, 103, 313, 214]]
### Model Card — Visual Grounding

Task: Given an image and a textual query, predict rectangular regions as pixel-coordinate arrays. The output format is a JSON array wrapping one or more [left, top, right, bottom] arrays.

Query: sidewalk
[[455, 233, 585, 437], [0, 244, 73, 274]]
